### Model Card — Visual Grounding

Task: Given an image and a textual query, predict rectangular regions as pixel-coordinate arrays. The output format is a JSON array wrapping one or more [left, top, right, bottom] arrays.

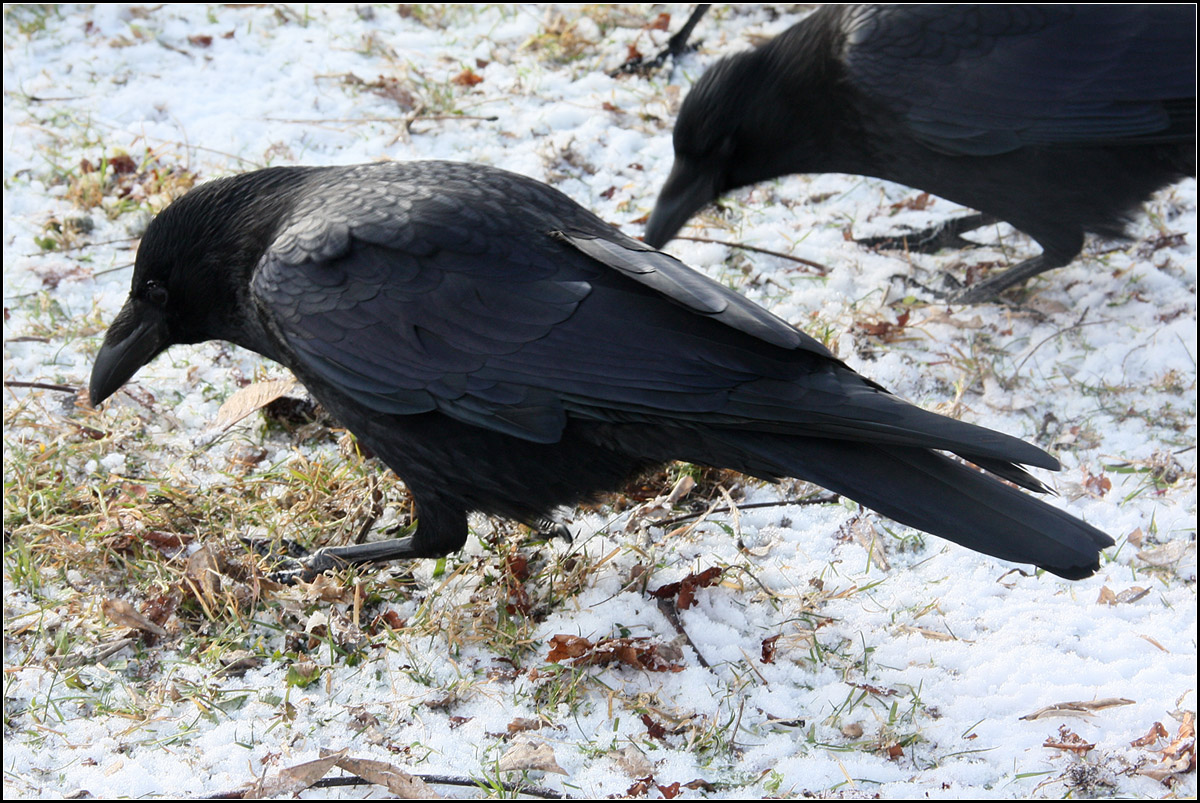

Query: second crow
[[91, 161, 1113, 580]]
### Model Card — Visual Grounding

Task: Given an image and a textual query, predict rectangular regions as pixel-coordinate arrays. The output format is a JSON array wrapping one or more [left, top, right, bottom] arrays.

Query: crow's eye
[[144, 280, 168, 306]]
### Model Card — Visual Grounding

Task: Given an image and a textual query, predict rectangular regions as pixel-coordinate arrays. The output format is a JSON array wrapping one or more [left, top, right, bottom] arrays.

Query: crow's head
[[645, 45, 814, 249], [90, 169, 302, 406], [644, 14, 843, 250]]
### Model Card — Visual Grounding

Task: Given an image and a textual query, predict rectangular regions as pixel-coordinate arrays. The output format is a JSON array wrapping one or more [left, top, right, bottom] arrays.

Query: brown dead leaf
[[650, 565, 724, 610], [855, 311, 910, 344], [497, 738, 568, 775], [917, 308, 985, 330], [545, 634, 685, 672], [657, 781, 681, 798], [1020, 697, 1136, 721], [333, 755, 438, 798], [896, 624, 957, 641], [623, 473, 695, 532], [507, 717, 544, 734], [1044, 725, 1094, 754], [1081, 468, 1112, 497], [300, 572, 350, 603], [761, 634, 779, 664], [359, 74, 418, 110], [451, 68, 483, 87], [101, 598, 168, 636], [546, 633, 592, 662], [613, 745, 653, 777], [185, 543, 222, 601], [1136, 540, 1195, 569], [647, 12, 671, 31], [215, 650, 262, 678], [140, 529, 192, 549], [246, 750, 346, 798], [890, 192, 933, 212], [1136, 711, 1196, 784], [213, 379, 300, 432], [626, 777, 654, 796], [108, 153, 137, 174], [641, 713, 668, 741], [1096, 585, 1150, 605], [1132, 721, 1170, 748]]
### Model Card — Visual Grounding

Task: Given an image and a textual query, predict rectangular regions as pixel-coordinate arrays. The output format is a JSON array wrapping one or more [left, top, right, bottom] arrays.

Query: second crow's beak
[[644, 157, 722, 249], [89, 300, 171, 407]]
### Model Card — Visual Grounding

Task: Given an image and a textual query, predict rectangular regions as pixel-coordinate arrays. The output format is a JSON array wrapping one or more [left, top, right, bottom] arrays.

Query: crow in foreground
[[644, 5, 1196, 301], [90, 161, 1113, 580]]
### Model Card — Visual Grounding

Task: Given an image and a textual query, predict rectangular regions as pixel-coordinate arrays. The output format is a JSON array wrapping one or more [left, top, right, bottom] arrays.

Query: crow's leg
[[857, 213, 995, 254], [952, 228, 1081, 302], [610, 4, 710, 77], [269, 531, 428, 583], [270, 510, 573, 583], [271, 500, 468, 582], [529, 515, 573, 545], [951, 254, 1065, 303]]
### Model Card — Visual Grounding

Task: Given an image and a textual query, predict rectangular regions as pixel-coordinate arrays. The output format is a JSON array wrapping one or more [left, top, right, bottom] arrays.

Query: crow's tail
[[710, 433, 1113, 579]]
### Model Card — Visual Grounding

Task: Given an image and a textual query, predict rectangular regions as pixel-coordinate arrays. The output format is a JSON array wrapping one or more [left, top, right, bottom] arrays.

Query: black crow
[[644, 5, 1196, 301], [90, 161, 1113, 580]]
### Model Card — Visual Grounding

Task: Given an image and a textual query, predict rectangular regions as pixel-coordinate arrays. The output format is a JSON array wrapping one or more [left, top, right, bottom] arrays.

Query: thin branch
[[673, 235, 831, 274], [650, 495, 840, 530], [263, 114, 498, 124], [4, 380, 79, 393]]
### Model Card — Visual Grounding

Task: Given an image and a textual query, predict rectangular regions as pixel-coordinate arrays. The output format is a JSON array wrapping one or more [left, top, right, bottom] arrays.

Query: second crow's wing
[[838, 5, 1196, 155]]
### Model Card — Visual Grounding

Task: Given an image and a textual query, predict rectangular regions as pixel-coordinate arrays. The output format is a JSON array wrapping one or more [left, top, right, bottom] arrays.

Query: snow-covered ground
[[4, 5, 1195, 798]]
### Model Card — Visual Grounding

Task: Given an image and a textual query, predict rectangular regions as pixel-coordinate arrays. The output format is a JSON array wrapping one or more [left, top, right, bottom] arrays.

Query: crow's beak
[[643, 157, 721, 249], [89, 300, 170, 406]]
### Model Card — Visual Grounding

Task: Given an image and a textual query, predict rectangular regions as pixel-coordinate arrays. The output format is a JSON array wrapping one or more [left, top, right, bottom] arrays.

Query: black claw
[[858, 213, 995, 255]]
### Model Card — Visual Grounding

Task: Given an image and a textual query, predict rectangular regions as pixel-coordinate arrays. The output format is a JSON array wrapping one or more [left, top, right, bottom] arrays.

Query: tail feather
[[710, 433, 1113, 579]]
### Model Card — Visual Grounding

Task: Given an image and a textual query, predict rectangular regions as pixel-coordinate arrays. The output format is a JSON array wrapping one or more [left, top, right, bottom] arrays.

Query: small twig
[[4, 380, 78, 393], [673, 235, 831, 274], [210, 773, 569, 799], [24, 236, 139, 257], [651, 495, 840, 531], [657, 597, 711, 669], [94, 261, 136, 278], [264, 114, 498, 125], [1013, 311, 1110, 373]]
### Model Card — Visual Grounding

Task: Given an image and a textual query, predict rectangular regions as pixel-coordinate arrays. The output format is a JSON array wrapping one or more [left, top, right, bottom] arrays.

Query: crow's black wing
[[250, 163, 1054, 468], [840, 5, 1196, 155]]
